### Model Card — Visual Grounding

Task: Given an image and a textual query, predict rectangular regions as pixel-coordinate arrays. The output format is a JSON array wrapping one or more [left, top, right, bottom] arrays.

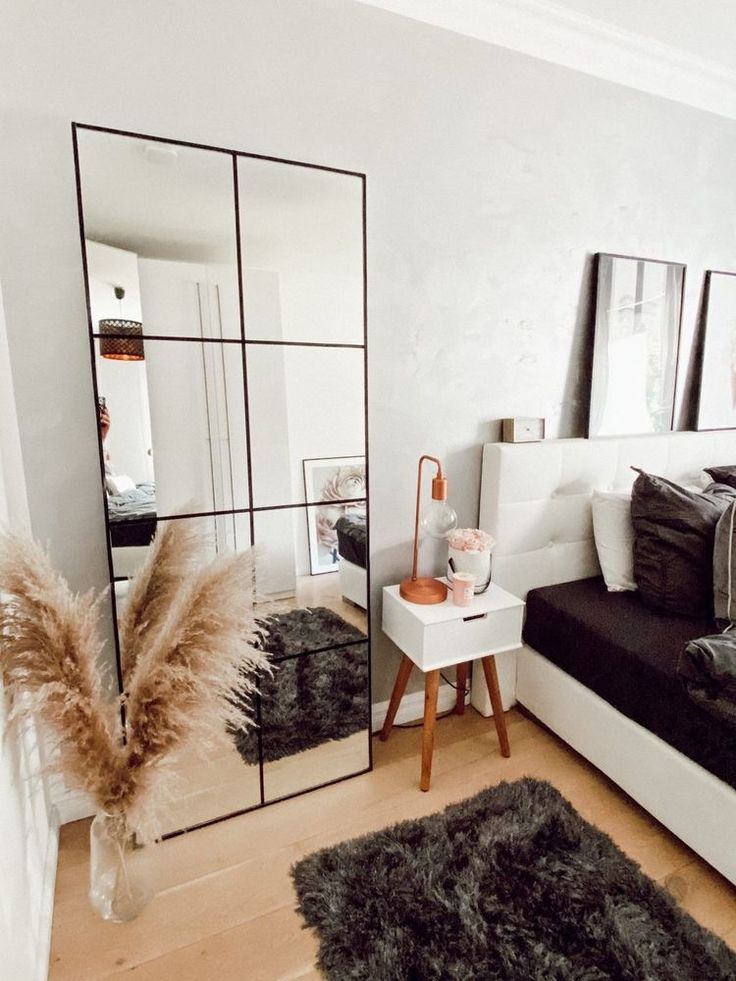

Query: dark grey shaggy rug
[[292, 778, 736, 980], [233, 607, 368, 765]]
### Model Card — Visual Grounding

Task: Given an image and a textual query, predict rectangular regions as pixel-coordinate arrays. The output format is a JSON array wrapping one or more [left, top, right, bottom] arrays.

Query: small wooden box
[[502, 417, 546, 443]]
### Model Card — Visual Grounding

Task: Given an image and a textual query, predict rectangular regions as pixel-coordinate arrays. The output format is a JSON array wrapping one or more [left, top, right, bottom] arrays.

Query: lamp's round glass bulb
[[420, 500, 458, 540]]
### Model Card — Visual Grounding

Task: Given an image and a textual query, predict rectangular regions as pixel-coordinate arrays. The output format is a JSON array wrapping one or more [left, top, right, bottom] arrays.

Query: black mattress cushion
[[706, 464, 736, 489], [335, 513, 367, 568], [630, 470, 733, 618], [109, 516, 157, 548], [522, 577, 736, 790]]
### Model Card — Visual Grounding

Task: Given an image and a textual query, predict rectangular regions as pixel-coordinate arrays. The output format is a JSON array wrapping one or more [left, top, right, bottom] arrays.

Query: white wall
[[1, 0, 736, 705], [0, 280, 57, 981]]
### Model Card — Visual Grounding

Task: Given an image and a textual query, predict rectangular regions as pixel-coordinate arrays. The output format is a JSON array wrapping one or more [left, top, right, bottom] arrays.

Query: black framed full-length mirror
[[72, 123, 370, 837]]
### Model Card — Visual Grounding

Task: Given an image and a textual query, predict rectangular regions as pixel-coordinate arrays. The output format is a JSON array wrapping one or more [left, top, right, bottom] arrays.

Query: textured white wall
[[0, 281, 57, 981], [1, 0, 736, 704]]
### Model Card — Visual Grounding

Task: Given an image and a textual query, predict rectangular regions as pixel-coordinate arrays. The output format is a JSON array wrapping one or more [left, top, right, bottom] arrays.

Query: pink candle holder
[[451, 572, 475, 607]]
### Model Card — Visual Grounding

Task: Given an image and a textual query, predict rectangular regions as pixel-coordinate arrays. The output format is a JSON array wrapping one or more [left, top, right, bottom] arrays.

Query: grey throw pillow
[[714, 499, 736, 628], [705, 465, 736, 489], [630, 470, 735, 618]]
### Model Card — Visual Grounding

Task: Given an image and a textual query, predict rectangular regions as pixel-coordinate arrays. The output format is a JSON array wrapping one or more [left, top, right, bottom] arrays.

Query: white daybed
[[474, 431, 736, 886]]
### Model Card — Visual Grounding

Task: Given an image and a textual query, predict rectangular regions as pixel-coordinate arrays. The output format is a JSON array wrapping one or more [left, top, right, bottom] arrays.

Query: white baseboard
[[36, 822, 59, 981], [371, 681, 463, 732]]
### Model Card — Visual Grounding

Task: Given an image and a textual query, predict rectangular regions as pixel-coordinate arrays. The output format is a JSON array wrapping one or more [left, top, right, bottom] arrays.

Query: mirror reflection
[[79, 129, 239, 338], [247, 345, 365, 508], [250, 505, 369, 801], [109, 515, 259, 836], [238, 157, 363, 345], [95, 335, 250, 529], [77, 126, 369, 835]]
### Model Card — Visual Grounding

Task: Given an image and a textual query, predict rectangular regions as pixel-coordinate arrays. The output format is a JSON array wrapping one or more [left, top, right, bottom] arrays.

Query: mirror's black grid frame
[[71, 121, 371, 839]]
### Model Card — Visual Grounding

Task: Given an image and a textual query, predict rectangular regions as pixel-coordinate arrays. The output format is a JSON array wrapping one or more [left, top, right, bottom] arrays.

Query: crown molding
[[354, 0, 736, 120]]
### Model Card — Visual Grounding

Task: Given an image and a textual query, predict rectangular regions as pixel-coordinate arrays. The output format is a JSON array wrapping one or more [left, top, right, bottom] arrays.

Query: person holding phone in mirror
[[98, 396, 110, 444]]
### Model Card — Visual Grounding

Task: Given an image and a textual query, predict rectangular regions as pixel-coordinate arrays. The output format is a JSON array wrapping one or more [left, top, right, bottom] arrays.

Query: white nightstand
[[380, 581, 525, 790]]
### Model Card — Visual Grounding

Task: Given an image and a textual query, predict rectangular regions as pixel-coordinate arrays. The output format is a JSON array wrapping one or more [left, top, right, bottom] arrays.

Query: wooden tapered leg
[[380, 654, 414, 741], [455, 662, 468, 715], [481, 655, 510, 758], [420, 669, 441, 791]]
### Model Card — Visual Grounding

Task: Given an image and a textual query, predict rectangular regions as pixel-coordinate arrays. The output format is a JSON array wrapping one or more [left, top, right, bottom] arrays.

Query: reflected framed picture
[[696, 270, 736, 431], [303, 456, 366, 575], [588, 253, 685, 437]]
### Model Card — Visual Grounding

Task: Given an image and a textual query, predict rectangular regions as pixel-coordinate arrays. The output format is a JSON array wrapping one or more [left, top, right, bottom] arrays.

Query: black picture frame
[[588, 252, 686, 438], [695, 269, 736, 432]]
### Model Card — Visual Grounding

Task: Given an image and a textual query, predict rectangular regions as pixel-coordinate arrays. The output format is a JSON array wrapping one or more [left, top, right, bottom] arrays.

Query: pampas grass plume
[[0, 522, 266, 836]]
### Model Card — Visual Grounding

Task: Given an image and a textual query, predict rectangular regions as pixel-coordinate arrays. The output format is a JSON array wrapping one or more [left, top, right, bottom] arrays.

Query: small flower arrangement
[[447, 528, 495, 553]]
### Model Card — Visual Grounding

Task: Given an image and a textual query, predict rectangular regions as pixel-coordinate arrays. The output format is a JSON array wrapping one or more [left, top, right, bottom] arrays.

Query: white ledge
[[355, 0, 736, 120]]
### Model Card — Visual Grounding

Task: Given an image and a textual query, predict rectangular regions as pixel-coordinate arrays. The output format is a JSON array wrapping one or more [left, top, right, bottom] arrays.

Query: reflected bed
[[108, 482, 156, 548], [336, 513, 367, 610]]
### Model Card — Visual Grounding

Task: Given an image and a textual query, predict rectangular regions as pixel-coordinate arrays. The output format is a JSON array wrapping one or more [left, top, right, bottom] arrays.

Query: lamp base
[[399, 577, 448, 605]]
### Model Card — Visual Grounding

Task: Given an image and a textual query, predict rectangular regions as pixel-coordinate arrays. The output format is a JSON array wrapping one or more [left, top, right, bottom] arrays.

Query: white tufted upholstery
[[480, 431, 736, 599]]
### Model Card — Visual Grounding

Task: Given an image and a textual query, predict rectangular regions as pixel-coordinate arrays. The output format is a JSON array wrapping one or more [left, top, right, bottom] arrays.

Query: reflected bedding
[[108, 482, 156, 548], [107, 481, 156, 521]]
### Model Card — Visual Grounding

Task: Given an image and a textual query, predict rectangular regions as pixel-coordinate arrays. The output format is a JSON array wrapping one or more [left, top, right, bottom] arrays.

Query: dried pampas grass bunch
[[0, 522, 267, 839]]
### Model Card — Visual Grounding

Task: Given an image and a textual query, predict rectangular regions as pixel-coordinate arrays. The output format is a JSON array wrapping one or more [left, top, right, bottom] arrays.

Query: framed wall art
[[303, 456, 366, 574], [588, 253, 685, 437], [696, 270, 736, 431]]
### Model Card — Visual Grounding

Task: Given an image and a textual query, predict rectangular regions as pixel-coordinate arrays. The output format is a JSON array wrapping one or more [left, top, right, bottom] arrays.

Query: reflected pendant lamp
[[99, 286, 144, 361]]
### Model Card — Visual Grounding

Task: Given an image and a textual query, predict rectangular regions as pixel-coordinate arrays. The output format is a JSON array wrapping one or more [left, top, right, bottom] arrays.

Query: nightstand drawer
[[382, 582, 525, 672], [421, 604, 523, 669]]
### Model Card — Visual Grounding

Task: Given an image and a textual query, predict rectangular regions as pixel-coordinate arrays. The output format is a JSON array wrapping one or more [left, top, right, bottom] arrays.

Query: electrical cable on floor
[[394, 671, 470, 729]]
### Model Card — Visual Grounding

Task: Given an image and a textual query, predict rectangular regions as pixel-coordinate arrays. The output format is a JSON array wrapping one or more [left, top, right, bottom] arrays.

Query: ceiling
[[550, 0, 736, 70], [354, 0, 736, 119]]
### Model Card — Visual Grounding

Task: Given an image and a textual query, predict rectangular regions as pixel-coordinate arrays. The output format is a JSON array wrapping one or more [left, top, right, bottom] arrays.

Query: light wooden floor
[[49, 708, 736, 980]]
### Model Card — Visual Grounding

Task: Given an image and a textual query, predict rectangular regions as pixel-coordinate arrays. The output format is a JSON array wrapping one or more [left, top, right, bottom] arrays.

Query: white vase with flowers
[[447, 528, 495, 594]]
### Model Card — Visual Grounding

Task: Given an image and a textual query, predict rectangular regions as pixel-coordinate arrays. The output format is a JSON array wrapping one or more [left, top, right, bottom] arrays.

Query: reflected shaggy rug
[[292, 778, 736, 980], [232, 607, 368, 765]]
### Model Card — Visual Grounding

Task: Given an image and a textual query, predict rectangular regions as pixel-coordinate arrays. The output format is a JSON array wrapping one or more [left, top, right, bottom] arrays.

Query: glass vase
[[89, 812, 153, 922]]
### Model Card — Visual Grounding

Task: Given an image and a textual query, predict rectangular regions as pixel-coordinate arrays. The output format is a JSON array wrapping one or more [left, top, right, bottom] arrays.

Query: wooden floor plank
[[49, 709, 736, 979], [108, 907, 317, 981]]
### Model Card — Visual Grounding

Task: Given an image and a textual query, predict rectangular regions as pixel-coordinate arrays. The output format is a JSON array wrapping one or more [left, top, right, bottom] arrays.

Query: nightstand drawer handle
[[462, 613, 488, 623]]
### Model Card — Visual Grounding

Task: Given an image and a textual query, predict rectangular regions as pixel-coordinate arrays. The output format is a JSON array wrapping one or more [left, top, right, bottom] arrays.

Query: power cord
[[394, 670, 470, 728]]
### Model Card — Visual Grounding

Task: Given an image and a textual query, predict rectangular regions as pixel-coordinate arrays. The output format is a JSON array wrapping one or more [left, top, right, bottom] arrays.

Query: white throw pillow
[[106, 472, 136, 495], [591, 489, 637, 592]]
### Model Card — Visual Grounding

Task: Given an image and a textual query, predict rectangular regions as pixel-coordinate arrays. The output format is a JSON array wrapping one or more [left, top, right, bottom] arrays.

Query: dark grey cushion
[[714, 499, 736, 627], [631, 470, 735, 618], [706, 465, 736, 489]]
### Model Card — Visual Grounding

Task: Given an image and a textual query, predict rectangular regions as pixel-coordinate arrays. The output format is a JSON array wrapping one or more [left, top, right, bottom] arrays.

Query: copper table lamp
[[400, 455, 457, 604]]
